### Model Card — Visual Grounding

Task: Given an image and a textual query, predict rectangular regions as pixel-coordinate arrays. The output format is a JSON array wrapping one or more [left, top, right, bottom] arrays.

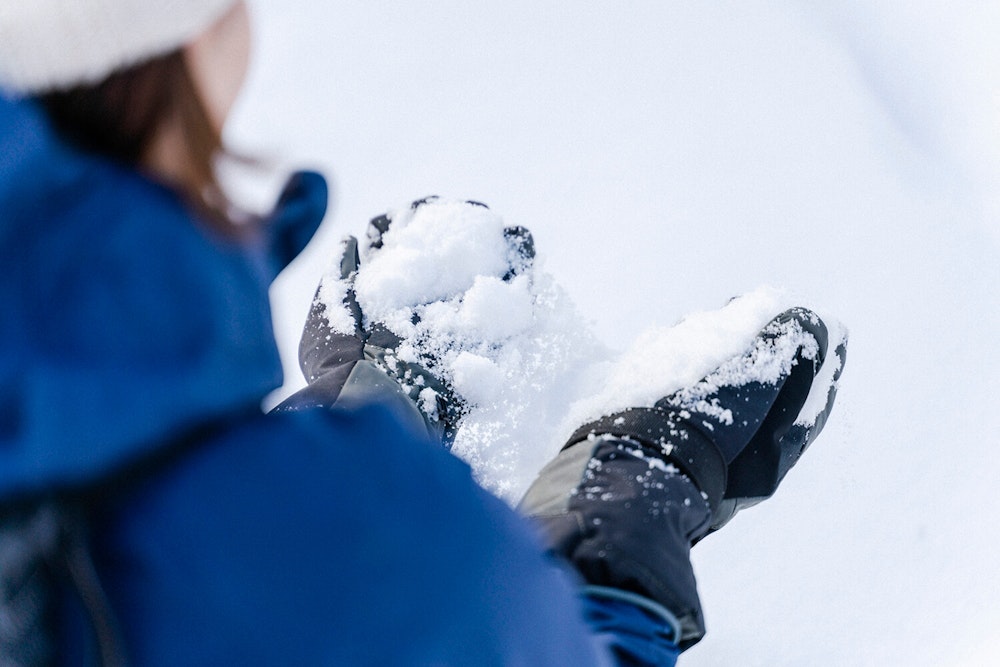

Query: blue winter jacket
[[0, 92, 678, 666]]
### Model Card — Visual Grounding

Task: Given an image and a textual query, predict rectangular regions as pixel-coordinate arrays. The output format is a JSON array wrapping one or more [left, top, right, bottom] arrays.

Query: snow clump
[[318, 199, 846, 503]]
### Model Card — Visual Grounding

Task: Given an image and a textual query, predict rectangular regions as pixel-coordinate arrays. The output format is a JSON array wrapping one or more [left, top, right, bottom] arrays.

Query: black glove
[[276, 197, 535, 448], [519, 307, 847, 647]]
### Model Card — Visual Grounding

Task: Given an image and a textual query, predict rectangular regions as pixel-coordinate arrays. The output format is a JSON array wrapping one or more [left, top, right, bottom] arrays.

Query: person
[[0, 2, 845, 665]]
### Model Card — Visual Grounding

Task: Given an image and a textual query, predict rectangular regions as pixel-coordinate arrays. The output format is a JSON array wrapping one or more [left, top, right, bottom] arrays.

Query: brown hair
[[39, 50, 239, 233]]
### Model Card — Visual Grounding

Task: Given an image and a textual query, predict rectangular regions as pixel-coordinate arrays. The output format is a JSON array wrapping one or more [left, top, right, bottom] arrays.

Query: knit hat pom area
[[0, 0, 238, 95]]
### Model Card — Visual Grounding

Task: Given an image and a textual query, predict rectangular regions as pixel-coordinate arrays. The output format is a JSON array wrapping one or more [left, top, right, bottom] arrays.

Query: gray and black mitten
[[276, 197, 534, 447], [519, 308, 847, 647]]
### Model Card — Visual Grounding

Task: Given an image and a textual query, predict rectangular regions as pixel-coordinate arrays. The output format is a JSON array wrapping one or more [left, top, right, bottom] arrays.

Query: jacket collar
[[0, 93, 328, 502]]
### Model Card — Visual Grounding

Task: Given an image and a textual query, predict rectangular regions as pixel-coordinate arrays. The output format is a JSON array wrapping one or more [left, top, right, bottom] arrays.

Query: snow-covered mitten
[[518, 308, 846, 647], [573, 307, 845, 530], [276, 198, 534, 448]]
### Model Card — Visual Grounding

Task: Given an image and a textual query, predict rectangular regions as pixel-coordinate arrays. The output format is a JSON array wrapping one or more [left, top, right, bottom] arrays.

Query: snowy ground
[[232, 2, 1000, 664]]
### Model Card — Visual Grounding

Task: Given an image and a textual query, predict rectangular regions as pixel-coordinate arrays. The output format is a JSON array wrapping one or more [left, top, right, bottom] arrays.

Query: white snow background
[[229, 2, 1000, 665]]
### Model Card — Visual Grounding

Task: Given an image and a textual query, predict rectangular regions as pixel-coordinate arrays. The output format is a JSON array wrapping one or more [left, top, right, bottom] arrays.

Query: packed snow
[[314, 197, 844, 501]]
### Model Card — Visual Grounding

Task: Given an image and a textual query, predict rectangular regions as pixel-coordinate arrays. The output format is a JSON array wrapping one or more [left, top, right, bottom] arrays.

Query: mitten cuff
[[567, 408, 727, 515]]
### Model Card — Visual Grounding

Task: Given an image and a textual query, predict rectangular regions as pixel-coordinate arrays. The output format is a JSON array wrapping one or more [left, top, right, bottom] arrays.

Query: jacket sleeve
[[83, 406, 656, 666]]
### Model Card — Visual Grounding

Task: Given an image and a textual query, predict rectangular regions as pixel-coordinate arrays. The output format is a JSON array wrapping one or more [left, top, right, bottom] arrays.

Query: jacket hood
[[0, 93, 328, 502]]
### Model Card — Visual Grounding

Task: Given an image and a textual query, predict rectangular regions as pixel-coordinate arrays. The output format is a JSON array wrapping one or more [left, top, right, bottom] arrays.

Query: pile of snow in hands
[[318, 199, 846, 503]]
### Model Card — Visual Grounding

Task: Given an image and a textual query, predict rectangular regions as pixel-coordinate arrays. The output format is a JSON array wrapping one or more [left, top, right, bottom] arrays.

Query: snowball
[[354, 201, 510, 320]]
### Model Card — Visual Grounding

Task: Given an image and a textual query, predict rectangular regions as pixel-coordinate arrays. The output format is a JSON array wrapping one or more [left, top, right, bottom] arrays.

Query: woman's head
[[0, 1, 251, 228]]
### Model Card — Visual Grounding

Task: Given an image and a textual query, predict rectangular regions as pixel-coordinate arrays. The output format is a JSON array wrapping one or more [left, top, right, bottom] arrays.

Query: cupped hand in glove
[[276, 197, 534, 448]]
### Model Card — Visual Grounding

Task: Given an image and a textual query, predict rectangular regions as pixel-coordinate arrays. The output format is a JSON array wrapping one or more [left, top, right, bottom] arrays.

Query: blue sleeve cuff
[[580, 586, 681, 667]]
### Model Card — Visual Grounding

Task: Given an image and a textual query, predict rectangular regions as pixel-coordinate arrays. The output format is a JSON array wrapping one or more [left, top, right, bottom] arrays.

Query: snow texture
[[318, 198, 844, 502]]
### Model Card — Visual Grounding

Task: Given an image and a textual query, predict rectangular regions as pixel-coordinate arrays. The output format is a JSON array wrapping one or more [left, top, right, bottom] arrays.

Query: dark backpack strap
[[1, 500, 129, 667], [1, 502, 61, 667], [58, 508, 128, 667]]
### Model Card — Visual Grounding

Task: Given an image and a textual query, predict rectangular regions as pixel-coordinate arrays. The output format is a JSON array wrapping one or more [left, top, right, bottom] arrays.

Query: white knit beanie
[[0, 0, 238, 95]]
